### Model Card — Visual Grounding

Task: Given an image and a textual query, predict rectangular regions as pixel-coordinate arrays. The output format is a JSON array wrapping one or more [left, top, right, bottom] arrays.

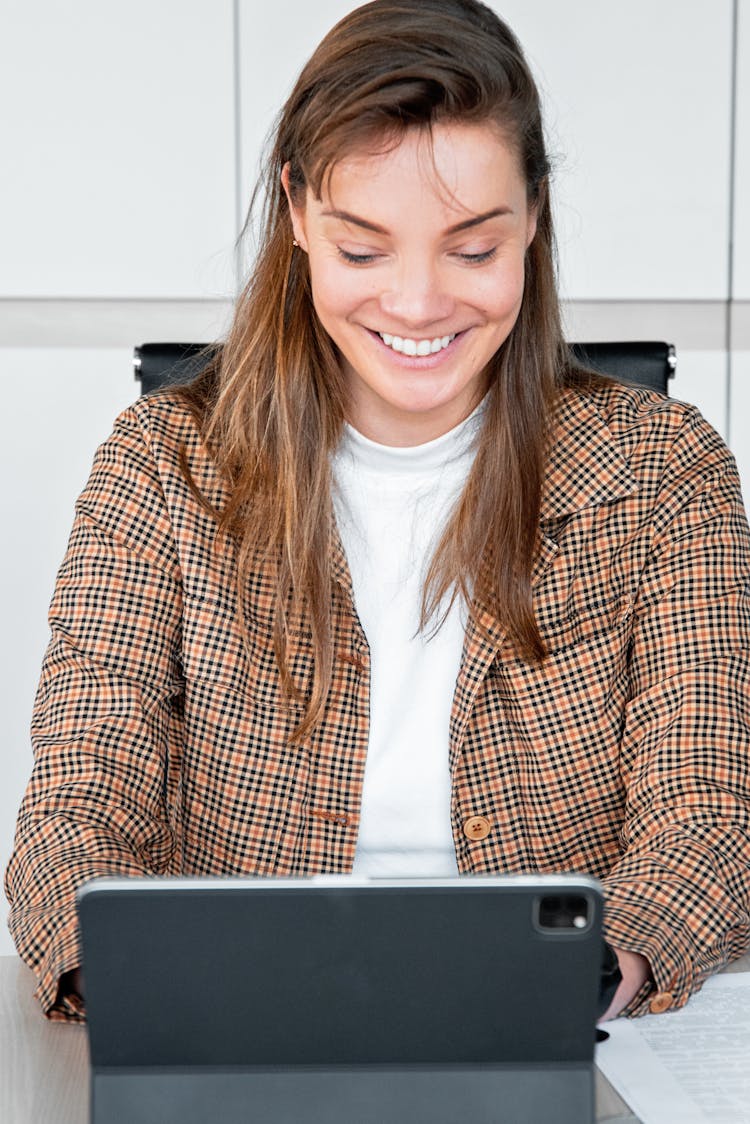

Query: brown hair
[[179, 0, 570, 736]]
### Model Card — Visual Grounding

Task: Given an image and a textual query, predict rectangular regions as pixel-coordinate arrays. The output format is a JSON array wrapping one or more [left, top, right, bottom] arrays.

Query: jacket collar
[[540, 387, 639, 522]]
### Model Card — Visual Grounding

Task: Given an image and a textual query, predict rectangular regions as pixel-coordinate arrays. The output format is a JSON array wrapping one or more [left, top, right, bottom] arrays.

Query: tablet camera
[[536, 893, 592, 933]]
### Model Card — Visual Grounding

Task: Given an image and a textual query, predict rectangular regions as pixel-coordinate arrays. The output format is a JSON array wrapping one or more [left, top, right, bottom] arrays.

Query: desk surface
[[2, 952, 749, 1123]]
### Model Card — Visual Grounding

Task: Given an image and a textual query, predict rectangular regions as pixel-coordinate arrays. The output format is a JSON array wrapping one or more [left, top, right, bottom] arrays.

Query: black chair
[[133, 340, 676, 397], [134, 342, 221, 395], [568, 341, 675, 394]]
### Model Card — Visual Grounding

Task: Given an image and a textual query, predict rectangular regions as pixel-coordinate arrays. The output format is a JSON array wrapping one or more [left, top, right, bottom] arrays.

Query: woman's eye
[[336, 246, 497, 265], [455, 247, 498, 264], [337, 247, 380, 264]]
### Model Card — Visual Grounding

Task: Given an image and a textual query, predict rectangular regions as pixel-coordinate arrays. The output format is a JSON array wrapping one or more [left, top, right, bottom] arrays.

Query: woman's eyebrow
[[447, 207, 513, 233], [320, 206, 512, 236]]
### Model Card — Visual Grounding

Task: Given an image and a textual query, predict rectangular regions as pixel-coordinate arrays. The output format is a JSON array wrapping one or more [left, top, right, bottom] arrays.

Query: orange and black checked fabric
[[5, 381, 750, 1020]]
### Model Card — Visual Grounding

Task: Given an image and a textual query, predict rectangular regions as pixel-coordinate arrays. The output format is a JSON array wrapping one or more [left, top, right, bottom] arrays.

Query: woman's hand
[[600, 947, 651, 1021], [60, 966, 85, 1002]]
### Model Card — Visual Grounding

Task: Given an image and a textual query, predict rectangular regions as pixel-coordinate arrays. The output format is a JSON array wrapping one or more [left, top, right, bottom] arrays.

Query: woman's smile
[[369, 327, 461, 364], [376, 330, 456, 356]]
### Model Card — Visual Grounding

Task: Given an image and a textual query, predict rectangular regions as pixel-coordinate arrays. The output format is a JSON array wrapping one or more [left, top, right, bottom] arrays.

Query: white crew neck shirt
[[331, 404, 484, 876]]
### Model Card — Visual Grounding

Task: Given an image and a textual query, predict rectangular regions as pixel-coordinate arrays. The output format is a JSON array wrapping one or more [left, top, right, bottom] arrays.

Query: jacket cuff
[[29, 913, 86, 1023], [603, 891, 695, 1017]]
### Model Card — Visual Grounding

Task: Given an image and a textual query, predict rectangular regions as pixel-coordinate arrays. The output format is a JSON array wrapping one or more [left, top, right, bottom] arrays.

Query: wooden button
[[649, 991, 674, 1014], [463, 815, 491, 841]]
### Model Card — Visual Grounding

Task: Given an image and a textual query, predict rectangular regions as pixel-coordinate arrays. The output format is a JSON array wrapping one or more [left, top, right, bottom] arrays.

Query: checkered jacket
[[5, 382, 750, 1021]]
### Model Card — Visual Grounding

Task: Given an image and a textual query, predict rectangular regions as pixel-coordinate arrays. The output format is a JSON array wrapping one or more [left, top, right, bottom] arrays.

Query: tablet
[[78, 873, 602, 1123]]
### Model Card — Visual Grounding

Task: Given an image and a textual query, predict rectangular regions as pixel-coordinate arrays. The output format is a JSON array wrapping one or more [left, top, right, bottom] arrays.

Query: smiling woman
[[5, 0, 750, 1030]]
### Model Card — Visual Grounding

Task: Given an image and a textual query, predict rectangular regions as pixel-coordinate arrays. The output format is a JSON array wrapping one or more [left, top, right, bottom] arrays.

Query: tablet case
[[78, 874, 603, 1124]]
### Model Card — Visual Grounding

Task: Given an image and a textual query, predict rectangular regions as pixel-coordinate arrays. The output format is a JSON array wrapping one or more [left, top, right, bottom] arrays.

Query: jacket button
[[649, 991, 674, 1014], [463, 815, 491, 841]]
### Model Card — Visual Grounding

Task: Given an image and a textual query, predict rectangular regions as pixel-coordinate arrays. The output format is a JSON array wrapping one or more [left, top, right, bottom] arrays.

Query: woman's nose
[[378, 260, 454, 330]]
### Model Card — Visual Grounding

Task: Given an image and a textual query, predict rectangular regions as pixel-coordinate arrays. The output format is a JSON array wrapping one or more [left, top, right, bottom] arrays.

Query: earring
[[292, 239, 299, 248]]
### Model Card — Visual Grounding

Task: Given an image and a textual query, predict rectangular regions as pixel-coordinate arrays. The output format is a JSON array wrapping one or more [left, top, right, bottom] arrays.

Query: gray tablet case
[[78, 874, 603, 1124]]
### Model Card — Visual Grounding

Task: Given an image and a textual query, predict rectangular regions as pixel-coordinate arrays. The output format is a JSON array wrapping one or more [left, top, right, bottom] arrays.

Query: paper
[[596, 973, 750, 1124]]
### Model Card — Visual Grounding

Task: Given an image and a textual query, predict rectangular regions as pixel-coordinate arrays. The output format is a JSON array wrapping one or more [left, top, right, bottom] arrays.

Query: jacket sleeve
[[602, 405, 750, 1015], [4, 402, 184, 1020]]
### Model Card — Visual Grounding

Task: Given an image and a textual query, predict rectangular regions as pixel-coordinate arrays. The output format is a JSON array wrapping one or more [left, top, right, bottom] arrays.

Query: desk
[[2, 952, 749, 1123]]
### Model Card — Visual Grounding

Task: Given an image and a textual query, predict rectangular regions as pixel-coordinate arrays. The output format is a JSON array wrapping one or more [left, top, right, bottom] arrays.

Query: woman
[[6, 0, 750, 1023]]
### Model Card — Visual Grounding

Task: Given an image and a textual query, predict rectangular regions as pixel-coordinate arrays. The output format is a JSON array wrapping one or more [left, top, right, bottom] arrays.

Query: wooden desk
[[3, 952, 749, 1123], [1, 956, 88, 1123]]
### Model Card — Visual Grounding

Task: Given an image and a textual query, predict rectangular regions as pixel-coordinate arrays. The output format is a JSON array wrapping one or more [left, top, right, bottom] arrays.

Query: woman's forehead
[[311, 122, 525, 222]]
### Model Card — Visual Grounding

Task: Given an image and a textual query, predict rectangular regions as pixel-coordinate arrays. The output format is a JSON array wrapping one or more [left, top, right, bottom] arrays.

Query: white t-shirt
[[331, 404, 483, 876]]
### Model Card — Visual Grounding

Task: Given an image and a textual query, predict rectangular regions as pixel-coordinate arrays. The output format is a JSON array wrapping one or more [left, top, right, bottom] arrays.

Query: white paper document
[[596, 973, 750, 1124]]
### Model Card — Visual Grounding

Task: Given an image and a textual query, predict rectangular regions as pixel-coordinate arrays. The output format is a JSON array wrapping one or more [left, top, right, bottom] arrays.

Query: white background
[[1, 0, 749, 955]]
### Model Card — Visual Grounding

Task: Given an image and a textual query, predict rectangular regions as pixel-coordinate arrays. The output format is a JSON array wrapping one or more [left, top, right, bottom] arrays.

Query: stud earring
[[292, 239, 300, 248]]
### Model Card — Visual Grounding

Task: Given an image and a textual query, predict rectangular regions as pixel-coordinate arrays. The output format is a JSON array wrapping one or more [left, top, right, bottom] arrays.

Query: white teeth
[[378, 332, 456, 355]]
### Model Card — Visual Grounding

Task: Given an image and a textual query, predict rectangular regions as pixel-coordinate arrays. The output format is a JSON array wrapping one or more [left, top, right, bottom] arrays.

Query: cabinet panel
[[734, 1, 750, 298], [0, 348, 136, 956], [499, 0, 734, 300], [729, 351, 750, 506], [238, 0, 355, 256], [0, 1, 236, 298]]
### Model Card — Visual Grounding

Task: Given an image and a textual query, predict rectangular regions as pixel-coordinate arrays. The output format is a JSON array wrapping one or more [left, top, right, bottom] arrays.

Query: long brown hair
[[179, 0, 569, 736]]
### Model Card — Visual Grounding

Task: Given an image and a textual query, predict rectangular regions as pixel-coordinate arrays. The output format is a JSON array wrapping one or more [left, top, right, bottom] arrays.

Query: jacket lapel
[[450, 388, 639, 759]]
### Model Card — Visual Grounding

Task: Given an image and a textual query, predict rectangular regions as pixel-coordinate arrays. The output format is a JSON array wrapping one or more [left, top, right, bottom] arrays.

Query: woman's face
[[285, 121, 537, 446]]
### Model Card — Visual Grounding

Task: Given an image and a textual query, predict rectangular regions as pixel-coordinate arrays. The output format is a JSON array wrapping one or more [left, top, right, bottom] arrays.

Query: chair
[[567, 341, 675, 394], [134, 342, 221, 396], [133, 340, 676, 397]]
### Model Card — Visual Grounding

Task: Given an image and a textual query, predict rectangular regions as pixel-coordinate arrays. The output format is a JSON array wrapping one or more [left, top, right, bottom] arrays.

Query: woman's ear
[[525, 178, 547, 249], [281, 163, 308, 251], [525, 204, 538, 250]]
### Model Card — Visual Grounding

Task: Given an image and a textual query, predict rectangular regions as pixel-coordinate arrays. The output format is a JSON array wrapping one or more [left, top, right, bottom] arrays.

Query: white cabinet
[[499, 0, 734, 301], [0, 348, 137, 956], [0, 1, 237, 298], [730, 351, 750, 506], [237, 0, 355, 237], [734, 0, 750, 299], [1, 1, 737, 303]]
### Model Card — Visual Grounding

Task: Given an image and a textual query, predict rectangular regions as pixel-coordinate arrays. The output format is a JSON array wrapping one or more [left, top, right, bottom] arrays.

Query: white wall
[[1, 0, 748, 956]]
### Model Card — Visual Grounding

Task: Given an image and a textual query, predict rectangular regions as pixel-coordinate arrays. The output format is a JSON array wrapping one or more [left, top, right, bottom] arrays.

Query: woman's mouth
[[376, 331, 457, 357]]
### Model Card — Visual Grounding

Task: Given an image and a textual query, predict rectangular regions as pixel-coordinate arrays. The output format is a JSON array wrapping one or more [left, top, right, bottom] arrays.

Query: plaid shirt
[[5, 383, 750, 1021]]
